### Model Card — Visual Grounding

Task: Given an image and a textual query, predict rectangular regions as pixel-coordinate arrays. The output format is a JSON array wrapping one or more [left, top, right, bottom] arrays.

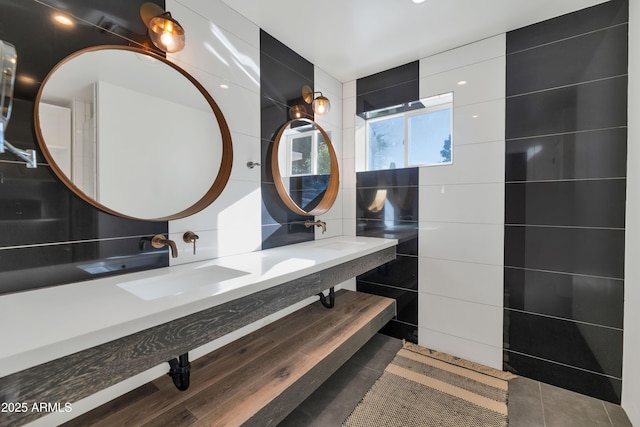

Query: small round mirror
[[271, 118, 339, 216], [34, 45, 232, 221]]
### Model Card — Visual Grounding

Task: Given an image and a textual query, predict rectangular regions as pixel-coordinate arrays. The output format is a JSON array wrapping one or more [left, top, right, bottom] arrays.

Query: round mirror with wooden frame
[[34, 45, 233, 221], [271, 118, 339, 216]]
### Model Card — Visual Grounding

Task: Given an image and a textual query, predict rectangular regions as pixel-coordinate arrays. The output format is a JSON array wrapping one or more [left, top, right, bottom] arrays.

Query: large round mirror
[[271, 118, 339, 216], [34, 45, 232, 221]]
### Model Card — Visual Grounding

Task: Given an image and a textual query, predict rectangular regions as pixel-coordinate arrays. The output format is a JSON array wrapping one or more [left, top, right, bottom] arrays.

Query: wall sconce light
[[302, 85, 331, 115], [140, 2, 185, 53], [289, 104, 307, 119]]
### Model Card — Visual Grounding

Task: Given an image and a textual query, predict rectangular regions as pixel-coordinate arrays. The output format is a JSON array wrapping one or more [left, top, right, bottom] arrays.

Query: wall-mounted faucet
[[151, 234, 178, 258], [305, 219, 327, 234], [183, 231, 199, 255]]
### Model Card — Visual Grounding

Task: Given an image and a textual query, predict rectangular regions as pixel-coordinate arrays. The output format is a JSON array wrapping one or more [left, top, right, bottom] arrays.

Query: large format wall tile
[[506, 24, 628, 96], [506, 76, 628, 139], [504, 0, 628, 403], [504, 267, 624, 329], [505, 179, 626, 228], [504, 351, 621, 402], [506, 0, 628, 54], [419, 293, 503, 350], [504, 226, 625, 279], [505, 128, 627, 182], [356, 62, 419, 114], [419, 258, 503, 307], [420, 222, 504, 266], [505, 310, 623, 378], [419, 183, 503, 224]]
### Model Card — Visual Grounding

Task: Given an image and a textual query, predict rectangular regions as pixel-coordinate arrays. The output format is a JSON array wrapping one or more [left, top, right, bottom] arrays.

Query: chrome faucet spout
[[151, 234, 178, 258], [305, 219, 327, 234]]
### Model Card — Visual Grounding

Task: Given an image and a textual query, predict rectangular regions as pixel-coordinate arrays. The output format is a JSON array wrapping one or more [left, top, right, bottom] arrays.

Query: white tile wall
[[342, 80, 357, 236], [417, 35, 506, 368]]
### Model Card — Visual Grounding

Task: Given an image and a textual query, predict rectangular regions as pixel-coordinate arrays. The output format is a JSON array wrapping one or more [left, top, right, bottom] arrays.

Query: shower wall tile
[[505, 128, 627, 182], [506, 24, 628, 96], [504, 351, 621, 403], [505, 310, 623, 378], [506, 0, 628, 54], [356, 61, 419, 114], [357, 254, 418, 290], [504, 0, 627, 403], [505, 179, 627, 228], [504, 267, 624, 329], [504, 226, 625, 279], [506, 76, 627, 139], [356, 281, 418, 325], [420, 258, 503, 307], [356, 166, 419, 342]]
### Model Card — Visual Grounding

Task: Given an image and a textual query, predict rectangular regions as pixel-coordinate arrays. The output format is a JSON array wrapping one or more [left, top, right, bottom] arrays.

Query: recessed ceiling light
[[413, 0, 426, 3], [457, 80, 467, 86], [220, 84, 229, 89], [472, 114, 479, 118], [53, 13, 75, 27]]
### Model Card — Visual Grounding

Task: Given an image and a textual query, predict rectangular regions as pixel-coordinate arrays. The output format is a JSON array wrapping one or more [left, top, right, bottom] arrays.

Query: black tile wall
[[355, 64, 420, 343], [506, 76, 627, 139], [505, 180, 627, 228], [504, 0, 628, 403], [0, 0, 168, 295], [505, 128, 627, 182], [260, 30, 316, 250], [506, 0, 628, 54], [504, 351, 622, 403], [504, 268, 623, 329], [356, 62, 419, 115], [356, 168, 419, 343]]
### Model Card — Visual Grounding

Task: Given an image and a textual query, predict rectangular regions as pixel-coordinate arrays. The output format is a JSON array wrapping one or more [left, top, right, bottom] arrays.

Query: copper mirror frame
[[34, 45, 233, 221], [271, 118, 339, 216]]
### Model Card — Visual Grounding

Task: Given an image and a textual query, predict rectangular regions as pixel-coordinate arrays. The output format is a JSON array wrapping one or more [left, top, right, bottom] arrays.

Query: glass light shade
[[148, 14, 185, 53], [312, 96, 331, 115]]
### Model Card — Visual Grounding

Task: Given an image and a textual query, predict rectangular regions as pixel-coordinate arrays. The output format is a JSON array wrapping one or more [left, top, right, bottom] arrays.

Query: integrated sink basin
[[117, 265, 250, 301]]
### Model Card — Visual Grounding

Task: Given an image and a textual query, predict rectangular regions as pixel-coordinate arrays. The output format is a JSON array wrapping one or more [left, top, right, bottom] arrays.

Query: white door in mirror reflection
[[35, 46, 232, 221]]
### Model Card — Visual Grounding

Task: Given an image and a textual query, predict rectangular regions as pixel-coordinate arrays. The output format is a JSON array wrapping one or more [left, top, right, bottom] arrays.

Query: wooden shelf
[[62, 290, 395, 427]]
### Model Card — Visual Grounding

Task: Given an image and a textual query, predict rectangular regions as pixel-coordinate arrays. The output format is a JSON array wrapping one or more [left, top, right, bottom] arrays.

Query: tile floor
[[279, 333, 633, 427]]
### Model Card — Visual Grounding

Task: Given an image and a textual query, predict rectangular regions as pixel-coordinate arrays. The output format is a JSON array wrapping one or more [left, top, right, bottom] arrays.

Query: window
[[364, 92, 452, 170], [287, 126, 330, 177]]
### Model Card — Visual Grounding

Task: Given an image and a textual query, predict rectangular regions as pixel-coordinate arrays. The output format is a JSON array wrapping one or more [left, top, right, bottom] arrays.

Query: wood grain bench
[[62, 290, 396, 427]]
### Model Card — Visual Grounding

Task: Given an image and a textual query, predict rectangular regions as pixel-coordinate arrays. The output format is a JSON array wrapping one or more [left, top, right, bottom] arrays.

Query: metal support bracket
[[167, 353, 191, 391], [317, 287, 335, 309], [0, 138, 37, 169]]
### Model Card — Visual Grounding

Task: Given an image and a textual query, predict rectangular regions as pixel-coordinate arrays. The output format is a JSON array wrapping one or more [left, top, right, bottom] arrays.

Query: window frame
[[364, 94, 453, 170]]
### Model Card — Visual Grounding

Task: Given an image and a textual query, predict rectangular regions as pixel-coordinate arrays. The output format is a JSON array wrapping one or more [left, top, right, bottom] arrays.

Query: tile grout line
[[603, 400, 615, 427], [539, 381, 547, 427]]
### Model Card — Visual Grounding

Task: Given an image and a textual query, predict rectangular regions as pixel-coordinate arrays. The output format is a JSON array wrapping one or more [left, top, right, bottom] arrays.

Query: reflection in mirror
[[272, 118, 339, 216], [35, 45, 232, 221]]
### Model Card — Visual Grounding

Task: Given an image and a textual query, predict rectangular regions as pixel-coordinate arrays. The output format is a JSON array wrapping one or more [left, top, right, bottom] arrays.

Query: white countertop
[[0, 236, 396, 377]]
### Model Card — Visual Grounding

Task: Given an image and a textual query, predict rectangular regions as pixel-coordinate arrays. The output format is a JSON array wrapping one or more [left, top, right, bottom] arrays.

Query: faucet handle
[[183, 231, 199, 255]]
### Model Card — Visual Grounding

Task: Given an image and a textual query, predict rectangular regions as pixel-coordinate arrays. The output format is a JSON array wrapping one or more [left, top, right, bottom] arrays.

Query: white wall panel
[[418, 327, 503, 370], [419, 183, 504, 224], [419, 222, 503, 266], [419, 141, 505, 185], [419, 258, 503, 306], [419, 57, 505, 107], [420, 34, 505, 78], [454, 99, 505, 146]]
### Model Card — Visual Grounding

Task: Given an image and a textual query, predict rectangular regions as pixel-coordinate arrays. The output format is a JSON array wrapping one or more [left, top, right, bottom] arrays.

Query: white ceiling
[[219, 0, 609, 83]]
